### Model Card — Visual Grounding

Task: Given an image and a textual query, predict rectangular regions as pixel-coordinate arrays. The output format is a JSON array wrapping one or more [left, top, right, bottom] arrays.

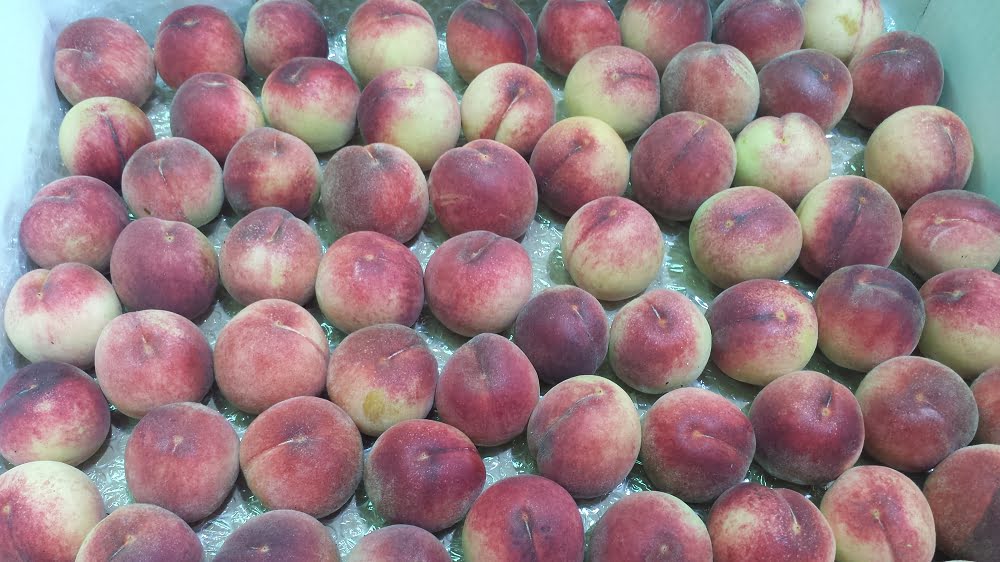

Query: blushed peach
[[973, 367, 1000, 444], [348, 525, 449, 562], [54, 17, 155, 106], [223, 127, 321, 218], [446, 0, 536, 82], [757, 49, 853, 131], [590, 490, 712, 562], [923, 445, 1000, 561], [216, 510, 341, 562], [76, 504, 202, 562], [244, 0, 328, 78], [536, 0, 621, 76], [661, 42, 759, 134], [58, 96, 154, 188], [170, 72, 265, 163], [154, 5, 245, 89], [564, 46, 660, 141], [461, 63, 555, 157], [620, 0, 712, 73], [714, 0, 805, 69], [346, 0, 439, 85], [902, 190, 1000, 281], [919, 268, 1000, 379], [801, 0, 884, 63]]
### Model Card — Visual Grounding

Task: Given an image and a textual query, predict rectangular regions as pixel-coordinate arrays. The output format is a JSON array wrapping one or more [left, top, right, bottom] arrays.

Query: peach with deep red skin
[[424, 230, 533, 337], [820, 465, 936, 562], [640, 387, 755, 503], [54, 17, 155, 106], [661, 42, 759, 134], [76, 504, 202, 562], [462, 475, 584, 562], [973, 368, 1000, 444], [326, 324, 437, 436], [529, 116, 629, 217], [4, 262, 121, 368], [536, 0, 621, 76], [923, 445, 1000, 561], [526, 375, 641, 499], [214, 299, 329, 414], [122, 137, 224, 227], [240, 396, 363, 518], [512, 285, 609, 385], [0, 461, 105, 562], [18, 176, 128, 271], [365, 419, 486, 532], [346, 0, 439, 85], [589, 491, 712, 562], [0, 362, 109, 466], [95, 310, 213, 418], [709, 484, 835, 562], [801, 0, 884, 63], [216, 510, 341, 562], [58, 96, 154, 188], [749, 370, 864, 485], [170, 72, 265, 163], [706, 279, 818, 385], [220, 207, 322, 306], [348, 525, 449, 562], [461, 63, 556, 157], [564, 46, 660, 141], [620, 0, 711, 74], [919, 268, 1000, 379], [796, 175, 902, 280], [609, 289, 712, 394], [757, 49, 853, 132], [689, 186, 803, 289], [848, 31, 943, 130], [714, 0, 805, 69], [316, 231, 424, 333], [447, 0, 536, 82], [864, 105, 975, 210], [902, 190, 1000, 281], [263, 57, 360, 153], [223, 127, 321, 218], [110, 217, 219, 320], [154, 5, 245, 89], [244, 0, 328, 78], [434, 334, 540, 447], [125, 402, 239, 523], [631, 112, 737, 222]]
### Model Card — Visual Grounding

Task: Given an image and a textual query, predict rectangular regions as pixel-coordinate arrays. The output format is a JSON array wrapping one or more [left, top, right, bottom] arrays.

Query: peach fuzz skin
[[923, 445, 1000, 561], [757, 49, 853, 132], [660, 42, 760, 134], [216, 510, 340, 562], [801, 0, 884, 63], [170, 72, 265, 163], [346, 0, 439, 85], [347, 525, 450, 562], [536, 0, 621, 76], [901, 190, 1000, 281], [154, 5, 245, 89], [54, 17, 155, 106], [918, 268, 1000, 379], [973, 367, 1000, 445], [713, 0, 805, 70], [446, 0, 536, 82], [76, 504, 203, 562], [620, 0, 711, 74], [461, 63, 555, 158], [58, 96, 154, 188], [222, 127, 321, 219], [243, 0, 328, 78], [590, 491, 712, 562]]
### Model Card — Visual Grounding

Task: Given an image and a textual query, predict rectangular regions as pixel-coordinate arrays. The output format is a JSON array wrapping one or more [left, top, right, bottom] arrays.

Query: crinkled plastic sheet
[[0, 0, 906, 559]]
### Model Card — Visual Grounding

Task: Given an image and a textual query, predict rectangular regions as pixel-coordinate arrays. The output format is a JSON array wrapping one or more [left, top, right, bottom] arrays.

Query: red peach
[[347, 525, 449, 562], [661, 42, 760, 134], [154, 5, 246, 89], [58, 96, 154, 188], [918, 268, 1000, 379], [564, 46, 660, 141], [589, 490, 712, 562], [461, 63, 556, 157], [973, 367, 1000, 444], [713, 0, 806, 69], [801, 0, 884, 63], [902, 190, 1000, 281], [446, 0, 536, 82], [757, 49, 853, 132], [536, 0, 621, 76], [216, 510, 341, 562], [170, 72, 265, 163], [54, 17, 155, 106], [346, 0, 439, 85], [223, 127, 321, 218], [923, 444, 1000, 561], [620, 0, 712, 73], [76, 504, 202, 562], [244, 0, 328, 78]]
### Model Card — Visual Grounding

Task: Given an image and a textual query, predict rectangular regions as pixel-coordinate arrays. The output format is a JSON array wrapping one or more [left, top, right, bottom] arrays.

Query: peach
[[732, 113, 832, 207], [241, 396, 363, 517], [94, 310, 213, 418], [18, 176, 128, 271], [365, 419, 486, 532], [526, 375, 641, 498], [919, 268, 1000, 379], [902, 190, 1000, 281], [262, 57, 361, 153], [124, 402, 239, 523], [54, 17, 155, 106], [923, 444, 1000, 561], [346, 0, 439, 85], [864, 105, 975, 210], [848, 31, 943, 129], [4, 262, 121, 368], [434, 333, 540, 446], [0, 361, 109, 466], [536, 0, 621, 76], [973, 367, 1000, 444], [796, 175, 902, 280], [462, 475, 584, 562], [750, 370, 864, 484], [620, 0, 712, 73], [216, 510, 341, 562], [461, 63, 556, 157], [170, 72, 265, 163], [223, 127, 321, 218], [661, 42, 759, 134], [424, 231, 533, 337], [589, 490, 711, 562], [244, 0, 328, 78], [326, 324, 437, 436], [76, 504, 202, 562], [512, 285, 609, 385], [357, 66, 461, 171], [429, 139, 537, 239], [705, 279, 818, 385], [348, 525, 449, 562], [529, 116, 629, 217], [58, 96, 154, 188], [321, 143, 428, 242], [709, 484, 835, 562], [110, 217, 219, 320], [631, 112, 737, 221], [0, 461, 105, 562], [640, 387, 755, 503], [820, 465, 936, 562], [121, 137, 224, 227], [214, 299, 329, 414], [316, 231, 424, 333], [609, 289, 712, 393], [801, 0, 884, 63], [564, 46, 660, 141], [446, 0, 536, 82], [219, 206, 322, 306], [757, 49, 853, 131], [154, 5, 245, 89], [713, 0, 805, 69], [689, 186, 803, 288]]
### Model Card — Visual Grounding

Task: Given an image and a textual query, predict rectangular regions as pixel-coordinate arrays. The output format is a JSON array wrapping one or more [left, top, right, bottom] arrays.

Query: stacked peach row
[[2, 0, 999, 561]]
